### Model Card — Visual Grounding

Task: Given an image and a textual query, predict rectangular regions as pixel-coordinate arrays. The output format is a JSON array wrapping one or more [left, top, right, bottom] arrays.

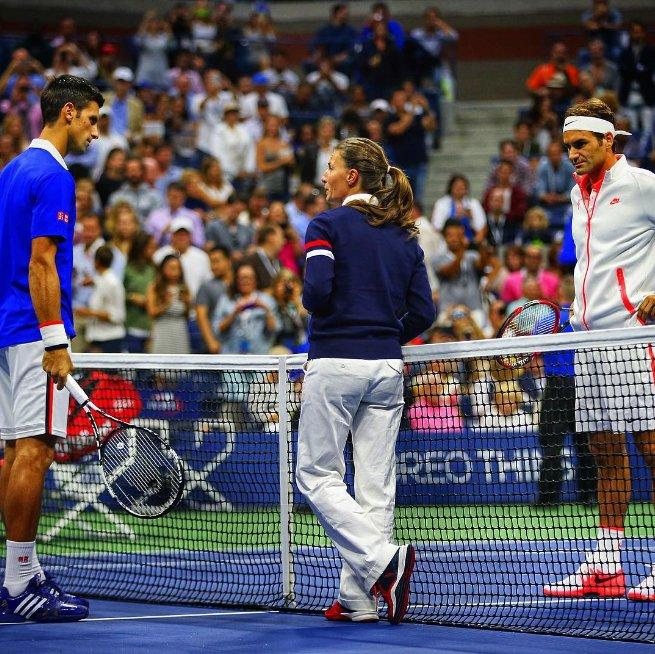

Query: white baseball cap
[[170, 216, 194, 233], [370, 99, 390, 112], [113, 67, 134, 83]]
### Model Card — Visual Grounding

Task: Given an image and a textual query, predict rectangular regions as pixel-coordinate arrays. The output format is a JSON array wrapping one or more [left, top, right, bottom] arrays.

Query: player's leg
[[0, 441, 16, 523], [353, 359, 413, 624], [0, 347, 15, 523], [626, 429, 655, 600], [632, 430, 655, 485], [296, 359, 399, 609], [0, 342, 86, 622], [3, 436, 55, 539], [331, 360, 405, 621], [544, 347, 627, 597], [589, 430, 631, 531], [616, 344, 655, 601]]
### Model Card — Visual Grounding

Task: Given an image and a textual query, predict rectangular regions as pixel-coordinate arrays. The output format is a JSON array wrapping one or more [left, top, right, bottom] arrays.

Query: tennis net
[[1, 326, 655, 641]]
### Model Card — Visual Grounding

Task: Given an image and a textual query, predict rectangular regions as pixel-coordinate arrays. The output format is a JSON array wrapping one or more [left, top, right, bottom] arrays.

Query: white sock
[[586, 527, 624, 574], [3, 540, 44, 597]]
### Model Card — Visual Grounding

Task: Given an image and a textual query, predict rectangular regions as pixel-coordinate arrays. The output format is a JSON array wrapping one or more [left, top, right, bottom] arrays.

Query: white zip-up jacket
[[571, 155, 655, 331]]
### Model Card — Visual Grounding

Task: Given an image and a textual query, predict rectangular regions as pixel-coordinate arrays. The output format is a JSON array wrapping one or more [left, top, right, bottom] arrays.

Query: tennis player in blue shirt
[[0, 75, 103, 622], [296, 137, 435, 625]]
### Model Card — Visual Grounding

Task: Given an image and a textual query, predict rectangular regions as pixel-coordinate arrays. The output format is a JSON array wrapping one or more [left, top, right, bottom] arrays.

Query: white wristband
[[40, 322, 68, 351]]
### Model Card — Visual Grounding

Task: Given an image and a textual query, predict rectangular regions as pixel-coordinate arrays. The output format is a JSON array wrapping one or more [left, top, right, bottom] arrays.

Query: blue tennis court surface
[[1, 599, 653, 654], [31, 536, 655, 641]]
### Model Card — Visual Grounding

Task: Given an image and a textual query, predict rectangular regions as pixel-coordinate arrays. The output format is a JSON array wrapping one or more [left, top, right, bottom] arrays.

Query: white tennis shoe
[[543, 561, 626, 598], [324, 600, 379, 622], [627, 565, 655, 601]]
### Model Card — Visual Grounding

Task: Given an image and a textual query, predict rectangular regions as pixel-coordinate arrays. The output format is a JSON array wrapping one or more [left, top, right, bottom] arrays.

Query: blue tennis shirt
[[0, 139, 76, 348], [302, 194, 436, 360]]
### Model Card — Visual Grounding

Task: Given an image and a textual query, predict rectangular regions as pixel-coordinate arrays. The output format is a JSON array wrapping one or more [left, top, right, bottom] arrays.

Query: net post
[[277, 355, 295, 607]]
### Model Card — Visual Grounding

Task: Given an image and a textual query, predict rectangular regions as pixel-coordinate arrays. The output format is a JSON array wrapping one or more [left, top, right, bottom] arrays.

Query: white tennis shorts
[[0, 340, 70, 440], [575, 344, 655, 433]]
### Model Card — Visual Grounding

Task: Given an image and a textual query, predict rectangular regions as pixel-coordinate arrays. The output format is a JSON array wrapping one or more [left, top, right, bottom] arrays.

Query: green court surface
[[2, 503, 652, 556]]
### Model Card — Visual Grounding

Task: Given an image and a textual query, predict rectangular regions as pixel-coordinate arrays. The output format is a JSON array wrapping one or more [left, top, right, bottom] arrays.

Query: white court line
[[412, 597, 628, 609], [0, 609, 278, 626]]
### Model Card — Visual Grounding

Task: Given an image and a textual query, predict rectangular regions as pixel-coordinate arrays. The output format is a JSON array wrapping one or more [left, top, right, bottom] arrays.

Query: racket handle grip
[[65, 376, 90, 406]]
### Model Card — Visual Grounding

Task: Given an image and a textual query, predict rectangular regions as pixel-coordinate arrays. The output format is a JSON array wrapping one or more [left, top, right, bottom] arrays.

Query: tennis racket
[[65, 376, 185, 518], [495, 300, 570, 370]]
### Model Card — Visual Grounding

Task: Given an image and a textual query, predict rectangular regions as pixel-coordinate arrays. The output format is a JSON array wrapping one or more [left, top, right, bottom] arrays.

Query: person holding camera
[[271, 269, 308, 352], [384, 87, 436, 204], [435, 218, 490, 330], [45, 43, 97, 81]]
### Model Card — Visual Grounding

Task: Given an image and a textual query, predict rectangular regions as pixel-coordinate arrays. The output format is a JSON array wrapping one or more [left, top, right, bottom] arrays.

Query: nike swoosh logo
[[594, 574, 619, 584]]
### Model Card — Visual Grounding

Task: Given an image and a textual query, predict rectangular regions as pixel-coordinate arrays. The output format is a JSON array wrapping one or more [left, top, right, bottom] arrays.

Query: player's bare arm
[[29, 235, 72, 389]]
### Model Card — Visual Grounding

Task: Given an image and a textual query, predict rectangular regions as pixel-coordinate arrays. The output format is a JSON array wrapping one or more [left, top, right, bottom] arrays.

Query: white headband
[[563, 115, 631, 137]]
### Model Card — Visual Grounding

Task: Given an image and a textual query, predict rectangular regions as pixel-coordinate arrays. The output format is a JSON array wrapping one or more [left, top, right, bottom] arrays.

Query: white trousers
[[296, 358, 404, 611]]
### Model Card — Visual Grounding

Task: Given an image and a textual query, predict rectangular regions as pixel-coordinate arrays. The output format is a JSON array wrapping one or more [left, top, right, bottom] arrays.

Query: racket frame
[[495, 299, 563, 370], [76, 395, 185, 518]]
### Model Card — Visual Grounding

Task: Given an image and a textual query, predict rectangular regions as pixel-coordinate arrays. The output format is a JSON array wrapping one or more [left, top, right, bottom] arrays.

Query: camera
[[283, 281, 294, 300]]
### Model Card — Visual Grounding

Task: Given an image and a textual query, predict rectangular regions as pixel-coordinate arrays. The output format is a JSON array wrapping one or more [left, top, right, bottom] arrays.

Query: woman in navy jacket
[[295, 137, 435, 625]]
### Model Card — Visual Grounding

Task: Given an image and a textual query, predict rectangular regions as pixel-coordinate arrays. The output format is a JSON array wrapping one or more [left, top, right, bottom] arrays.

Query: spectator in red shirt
[[527, 42, 580, 94], [482, 160, 527, 225], [526, 42, 580, 115]]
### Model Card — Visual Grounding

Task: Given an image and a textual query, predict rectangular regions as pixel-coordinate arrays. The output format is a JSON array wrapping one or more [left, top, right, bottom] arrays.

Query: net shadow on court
[[0, 599, 653, 654]]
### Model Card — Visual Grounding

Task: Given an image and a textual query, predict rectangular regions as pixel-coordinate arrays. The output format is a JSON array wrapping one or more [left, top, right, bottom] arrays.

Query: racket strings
[[497, 302, 560, 369], [101, 427, 182, 517]]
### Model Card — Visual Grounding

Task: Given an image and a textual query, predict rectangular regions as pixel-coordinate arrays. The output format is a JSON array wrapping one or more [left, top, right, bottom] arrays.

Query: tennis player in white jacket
[[543, 98, 655, 601]]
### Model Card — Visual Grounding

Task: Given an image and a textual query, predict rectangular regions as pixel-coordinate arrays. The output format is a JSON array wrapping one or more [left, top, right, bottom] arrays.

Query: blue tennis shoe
[[42, 571, 89, 608], [0, 574, 88, 622]]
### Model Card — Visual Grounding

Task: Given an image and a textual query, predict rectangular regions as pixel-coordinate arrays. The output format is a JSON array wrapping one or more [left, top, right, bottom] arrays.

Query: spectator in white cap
[[103, 66, 144, 143], [153, 216, 211, 302], [90, 105, 128, 180], [206, 101, 257, 192], [239, 72, 288, 121], [146, 181, 205, 249], [193, 68, 236, 161], [369, 98, 390, 114]]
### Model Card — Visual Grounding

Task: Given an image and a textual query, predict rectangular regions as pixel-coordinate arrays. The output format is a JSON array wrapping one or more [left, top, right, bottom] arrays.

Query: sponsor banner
[[45, 428, 652, 511]]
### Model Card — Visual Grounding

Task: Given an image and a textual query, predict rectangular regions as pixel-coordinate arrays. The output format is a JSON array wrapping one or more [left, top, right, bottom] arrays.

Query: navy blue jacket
[[302, 201, 435, 360]]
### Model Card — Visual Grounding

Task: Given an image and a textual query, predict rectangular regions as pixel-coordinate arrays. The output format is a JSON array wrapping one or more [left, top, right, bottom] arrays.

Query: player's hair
[[40, 75, 104, 125], [334, 137, 416, 236], [564, 98, 615, 142], [94, 245, 114, 269]]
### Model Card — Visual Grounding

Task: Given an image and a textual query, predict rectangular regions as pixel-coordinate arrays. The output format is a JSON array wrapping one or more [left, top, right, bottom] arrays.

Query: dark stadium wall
[[0, 1, 653, 99]]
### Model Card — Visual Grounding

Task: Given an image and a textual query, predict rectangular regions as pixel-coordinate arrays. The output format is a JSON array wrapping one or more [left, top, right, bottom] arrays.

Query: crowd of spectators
[[404, 0, 655, 442], [0, 1, 459, 360], [0, 1, 653, 446]]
